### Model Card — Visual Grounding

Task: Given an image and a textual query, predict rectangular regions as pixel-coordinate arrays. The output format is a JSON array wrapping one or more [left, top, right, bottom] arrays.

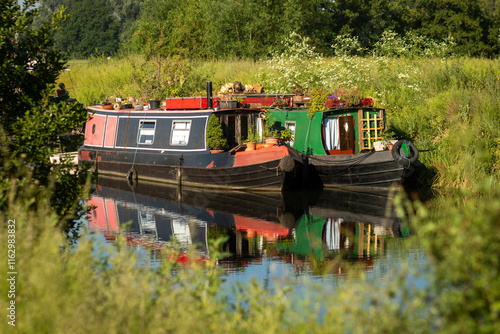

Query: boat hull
[[79, 146, 304, 192], [307, 150, 410, 190]]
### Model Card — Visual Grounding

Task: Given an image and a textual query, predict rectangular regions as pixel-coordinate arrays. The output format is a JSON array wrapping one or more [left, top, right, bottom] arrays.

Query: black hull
[[307, 150, 408, 190], [81, 148, 304, 192]]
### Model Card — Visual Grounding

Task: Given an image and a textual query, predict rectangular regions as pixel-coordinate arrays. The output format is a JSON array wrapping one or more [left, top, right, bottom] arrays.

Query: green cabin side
[[267, 107, 386, 155]]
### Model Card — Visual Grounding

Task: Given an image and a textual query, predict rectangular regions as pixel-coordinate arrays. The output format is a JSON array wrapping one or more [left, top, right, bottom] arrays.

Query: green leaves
[[0, 0, 92, 232], [206, 114, 228, 150]]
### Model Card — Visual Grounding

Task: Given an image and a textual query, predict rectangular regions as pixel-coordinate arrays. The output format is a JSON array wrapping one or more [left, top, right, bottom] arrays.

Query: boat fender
[[278, 155, 295, 173], [127, 167, 138, 187], [391, 140, 419, 167]]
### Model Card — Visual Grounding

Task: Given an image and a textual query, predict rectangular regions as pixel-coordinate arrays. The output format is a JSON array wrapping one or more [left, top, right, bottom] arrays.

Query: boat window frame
[[285, 121, 296, 146], [137, 120, 157, 145], [170, 119, 192, 146]]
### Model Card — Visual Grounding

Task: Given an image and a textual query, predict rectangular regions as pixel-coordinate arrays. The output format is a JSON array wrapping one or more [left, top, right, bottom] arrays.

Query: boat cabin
[[267, 106, 386, 156], [82, 105, 267, 154]]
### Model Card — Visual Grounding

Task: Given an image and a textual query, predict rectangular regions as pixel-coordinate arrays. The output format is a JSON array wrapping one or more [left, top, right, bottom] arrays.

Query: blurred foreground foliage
[[1, 150, 500, 333]]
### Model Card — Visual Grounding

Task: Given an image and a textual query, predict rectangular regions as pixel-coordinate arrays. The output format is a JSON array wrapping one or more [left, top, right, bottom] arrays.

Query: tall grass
[[59, 56, 264, 106]]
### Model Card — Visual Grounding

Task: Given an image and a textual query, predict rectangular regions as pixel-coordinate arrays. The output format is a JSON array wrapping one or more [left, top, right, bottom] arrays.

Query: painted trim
[[104, 115, 118, 148]]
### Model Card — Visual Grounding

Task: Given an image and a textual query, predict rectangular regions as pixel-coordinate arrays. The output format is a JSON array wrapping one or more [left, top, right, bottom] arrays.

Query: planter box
[[165, 97, 208, 109]]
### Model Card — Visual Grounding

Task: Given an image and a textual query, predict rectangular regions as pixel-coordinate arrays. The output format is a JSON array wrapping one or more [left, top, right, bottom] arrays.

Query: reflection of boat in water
[[275, 187, 408, 275], [87, 176, 407, 273], [305, 187, 398, 228], [88, 176, 303, 262]]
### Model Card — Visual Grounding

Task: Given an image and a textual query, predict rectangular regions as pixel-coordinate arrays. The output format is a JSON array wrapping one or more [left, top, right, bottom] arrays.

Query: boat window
[[285, 121, 296, 146], [324, 118, 340, 150], [137, 120, 156, 145], [171, 120, 191, 146]]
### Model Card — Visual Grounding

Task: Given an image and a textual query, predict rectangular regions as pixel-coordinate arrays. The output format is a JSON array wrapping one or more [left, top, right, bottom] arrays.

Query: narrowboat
[[266, 103, 419, 190], [78, 86, 304, 192]]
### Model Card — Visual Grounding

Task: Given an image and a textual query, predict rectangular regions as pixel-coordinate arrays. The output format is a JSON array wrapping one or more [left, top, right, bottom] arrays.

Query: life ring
[[126, 167, 138, 188], [391, 140, 419, 167]]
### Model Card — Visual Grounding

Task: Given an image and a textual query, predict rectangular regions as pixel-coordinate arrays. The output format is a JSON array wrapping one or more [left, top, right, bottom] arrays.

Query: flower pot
[[245, 142, 256, 151], [149, 99, 161, 110], [265, 137, 279, 145]]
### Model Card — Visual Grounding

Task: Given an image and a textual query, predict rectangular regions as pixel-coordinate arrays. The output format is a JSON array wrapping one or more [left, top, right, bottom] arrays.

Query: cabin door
[[338, 115, 355, 153]]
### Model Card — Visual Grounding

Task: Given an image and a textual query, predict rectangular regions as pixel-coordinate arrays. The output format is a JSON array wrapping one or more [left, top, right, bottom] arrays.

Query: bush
[[206, 114, 228, 150]]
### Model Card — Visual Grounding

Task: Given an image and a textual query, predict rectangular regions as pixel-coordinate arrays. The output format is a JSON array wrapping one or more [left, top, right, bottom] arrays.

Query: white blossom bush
[[332, 34, 366, 57], [262, 32, 328, 93], [373, 30, 456, 58]]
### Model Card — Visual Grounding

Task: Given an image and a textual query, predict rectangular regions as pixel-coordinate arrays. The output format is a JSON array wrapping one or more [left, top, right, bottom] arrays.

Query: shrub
[[206, 114, 228, 150]]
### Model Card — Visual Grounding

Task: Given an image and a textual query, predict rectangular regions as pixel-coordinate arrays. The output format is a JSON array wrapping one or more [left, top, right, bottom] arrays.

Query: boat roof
[[87, 105, 264, 114]]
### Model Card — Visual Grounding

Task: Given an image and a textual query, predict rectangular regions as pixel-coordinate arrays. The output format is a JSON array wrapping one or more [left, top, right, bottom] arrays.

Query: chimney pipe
[[207, 81, 213, 109]]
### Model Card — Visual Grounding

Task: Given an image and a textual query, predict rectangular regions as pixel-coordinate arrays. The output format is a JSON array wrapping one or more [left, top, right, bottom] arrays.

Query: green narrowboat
[[267, 105, 419, 190]]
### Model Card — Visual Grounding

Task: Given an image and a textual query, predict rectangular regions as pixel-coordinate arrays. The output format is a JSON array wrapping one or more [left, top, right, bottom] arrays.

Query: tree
[[129, 0, 335, 59], [35, 0, 122, 58], [409, 0, 491, 56], [56, 0, 121, 58], [330, 0, 410, 51], [108, 0, 143, 44], [0, 0, 91, 230]]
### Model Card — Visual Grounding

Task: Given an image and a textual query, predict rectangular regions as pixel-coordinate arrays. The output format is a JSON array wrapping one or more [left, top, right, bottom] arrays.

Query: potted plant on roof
[[245, 127, 258, 151], [263, 114, 279, 147], [206, 114, 228, 153]]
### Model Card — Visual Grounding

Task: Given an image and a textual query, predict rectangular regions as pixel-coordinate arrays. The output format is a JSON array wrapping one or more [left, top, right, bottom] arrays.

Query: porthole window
[[137, 120, 156, 145], [170, 120, 191, 146]]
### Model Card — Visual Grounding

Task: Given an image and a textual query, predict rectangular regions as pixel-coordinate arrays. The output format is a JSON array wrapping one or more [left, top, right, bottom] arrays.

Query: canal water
[[85, 176, 427, 290]]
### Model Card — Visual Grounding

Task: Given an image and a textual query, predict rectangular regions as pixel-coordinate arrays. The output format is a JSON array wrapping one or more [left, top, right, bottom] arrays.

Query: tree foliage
[[30, 0, 500, 58], [130, 0, 333, 59], [0, 0, 91, 229], [36, 0, 130, 58], [408, 0, 492, 56]]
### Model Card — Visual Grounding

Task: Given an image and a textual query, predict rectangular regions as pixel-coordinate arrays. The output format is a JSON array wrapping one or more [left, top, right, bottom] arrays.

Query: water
[[84, 176, 427, 289]]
